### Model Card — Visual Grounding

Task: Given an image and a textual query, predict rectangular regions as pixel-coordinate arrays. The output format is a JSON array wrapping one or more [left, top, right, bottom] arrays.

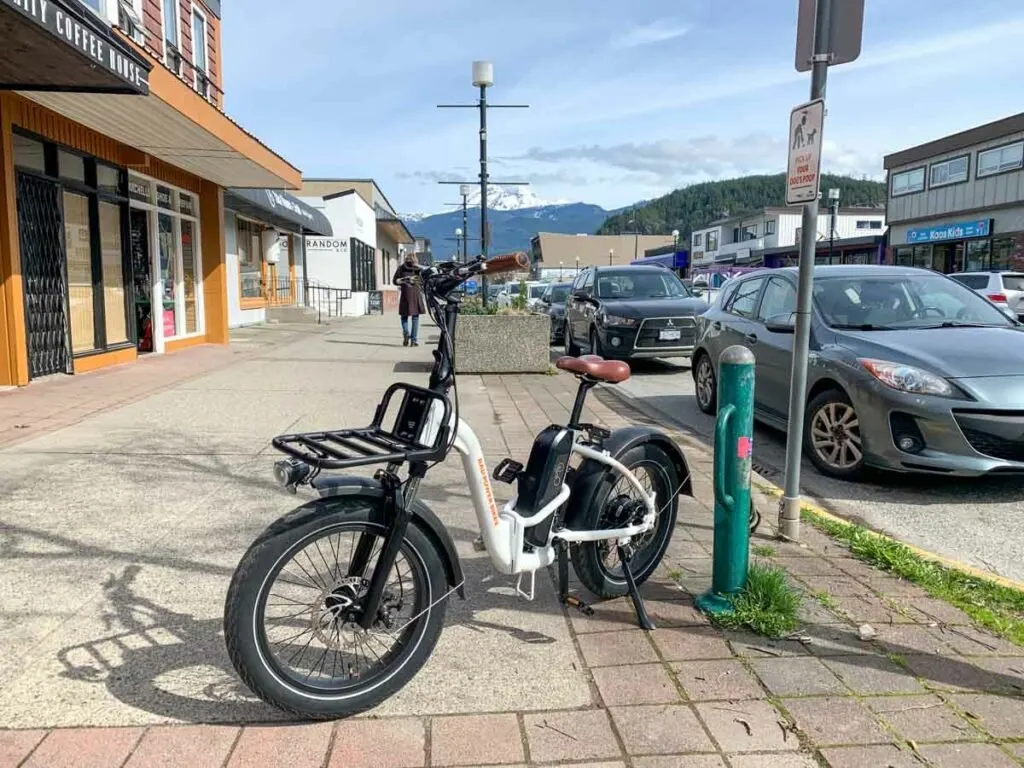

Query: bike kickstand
[[618, 545, 655, 631], [556, 540, 594, 617]]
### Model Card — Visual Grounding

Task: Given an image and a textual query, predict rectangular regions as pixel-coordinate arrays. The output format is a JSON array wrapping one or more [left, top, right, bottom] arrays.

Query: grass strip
[[801, 507, 1024, 646]]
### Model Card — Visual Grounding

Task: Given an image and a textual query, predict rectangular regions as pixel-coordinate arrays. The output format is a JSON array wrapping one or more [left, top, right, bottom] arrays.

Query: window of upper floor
[[706, 231, 719, 251], [856, 220, 884, 230], [693, 233, 703, 247], [742, 224, 758, 240], [764, 219, 777, 235], [929, 154, 969, 188], [977, 141, 1024, 178], [891, 167, 925, 197], [163, 0, 179, 54]]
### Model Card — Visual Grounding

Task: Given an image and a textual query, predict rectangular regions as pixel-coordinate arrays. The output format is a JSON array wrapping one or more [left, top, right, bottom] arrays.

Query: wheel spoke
[[838, 407, 856, 425], [847, 441, 863, 462]]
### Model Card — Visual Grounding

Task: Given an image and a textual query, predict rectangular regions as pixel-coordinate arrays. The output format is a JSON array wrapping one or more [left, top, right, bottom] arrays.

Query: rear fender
[[308, 475, 466, 598], [562, 426, 694, 530]]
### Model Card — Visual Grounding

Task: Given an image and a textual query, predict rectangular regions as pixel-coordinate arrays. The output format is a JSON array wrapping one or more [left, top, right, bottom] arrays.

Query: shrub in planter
[[455, 297, 550, 373]]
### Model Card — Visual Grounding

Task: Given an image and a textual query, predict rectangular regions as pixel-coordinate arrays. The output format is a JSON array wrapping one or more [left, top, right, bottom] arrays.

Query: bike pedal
[[472, 535, 487, 552], [564, 595, 595, 616], [492, 458, 524, 484]]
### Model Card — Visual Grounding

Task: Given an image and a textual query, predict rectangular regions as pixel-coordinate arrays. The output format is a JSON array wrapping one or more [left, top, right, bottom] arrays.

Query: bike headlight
[[601, 313, 638, 328], [858, 359, 955, 397]]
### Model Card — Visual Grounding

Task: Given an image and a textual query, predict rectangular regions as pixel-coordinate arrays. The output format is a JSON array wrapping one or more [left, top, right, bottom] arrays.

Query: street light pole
[[828, 187, 840, 264], [460, 184, 470, 262], [436, 61, 529, 307], [779, 0, 834, 542]]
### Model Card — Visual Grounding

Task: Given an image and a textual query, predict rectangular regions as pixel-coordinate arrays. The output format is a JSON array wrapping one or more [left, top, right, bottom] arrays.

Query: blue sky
[[223, 0, 1024, 215]]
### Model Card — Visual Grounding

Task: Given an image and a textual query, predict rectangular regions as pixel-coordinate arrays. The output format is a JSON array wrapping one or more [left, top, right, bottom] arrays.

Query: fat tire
[[224, 499, 448, 720], [570, 442, 679, 599]]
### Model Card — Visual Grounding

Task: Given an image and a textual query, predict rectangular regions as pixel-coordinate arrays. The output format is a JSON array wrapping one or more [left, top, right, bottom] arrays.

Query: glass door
[[158, 212, 178, 338], [130, 209, 152, 352]]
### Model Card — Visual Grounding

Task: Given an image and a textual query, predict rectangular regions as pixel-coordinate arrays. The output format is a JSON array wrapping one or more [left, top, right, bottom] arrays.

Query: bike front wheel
[[224, 499, 448, 719]]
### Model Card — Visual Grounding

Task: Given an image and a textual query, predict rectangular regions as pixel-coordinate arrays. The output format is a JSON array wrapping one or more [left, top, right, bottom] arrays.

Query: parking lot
[[607, 357, 1024, 584]]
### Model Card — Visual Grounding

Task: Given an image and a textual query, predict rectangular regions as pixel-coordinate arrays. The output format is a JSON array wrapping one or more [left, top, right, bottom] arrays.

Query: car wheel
[[693, 352, 717, 415], [804, 389, 865, 480], [590, 328, 604, 357], [564, 323, 581, 356]]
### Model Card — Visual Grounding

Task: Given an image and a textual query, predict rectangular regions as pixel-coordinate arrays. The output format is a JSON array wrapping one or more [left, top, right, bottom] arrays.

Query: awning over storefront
[[374, 207, 414, 244], [225, 188, 332, 236], [1, 0, 150, 94], [18, 47, 300, 189]]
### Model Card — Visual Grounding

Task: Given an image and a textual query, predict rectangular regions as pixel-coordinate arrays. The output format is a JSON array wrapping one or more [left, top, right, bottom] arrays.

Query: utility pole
[[780, 0, 864, 541], [828, 187, 840, 263], [437, 61, 529, 306]]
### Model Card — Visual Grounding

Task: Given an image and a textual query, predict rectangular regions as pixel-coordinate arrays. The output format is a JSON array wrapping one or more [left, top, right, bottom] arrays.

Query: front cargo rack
[[271, 383, 453, 470]]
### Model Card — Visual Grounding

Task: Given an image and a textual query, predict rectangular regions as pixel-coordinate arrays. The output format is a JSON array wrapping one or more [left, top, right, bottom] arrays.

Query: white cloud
[[611, 21, 692, 49]]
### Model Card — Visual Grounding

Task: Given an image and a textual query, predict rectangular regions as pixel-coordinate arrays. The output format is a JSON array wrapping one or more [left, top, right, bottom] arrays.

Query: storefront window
[[99, 201, 128, 345], [911, 245, 931, 270], [97, 165, 122, 197], [894, 247, 913, 266], [158, 213, 177, 336], [966, 239, 990, 272], [128, 175, 203, 344], [351, 238, 377, 292], [238, 218, 264, 299], [58, 150, 86, 183], [13, 134, 45, 172], [63, 192, 95, 353], [181, 220, 198, 333]]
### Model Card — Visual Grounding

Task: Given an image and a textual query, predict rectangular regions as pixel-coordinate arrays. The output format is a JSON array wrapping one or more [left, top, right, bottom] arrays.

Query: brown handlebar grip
[[483, 251, 530, 276]]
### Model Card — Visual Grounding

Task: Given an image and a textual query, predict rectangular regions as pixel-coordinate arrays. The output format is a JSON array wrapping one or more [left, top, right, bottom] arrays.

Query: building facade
[[530, 233, 676, 276], [690, 206, 886, 269], [0, 0, 304, 386], [297, 179, 414, 314], [884, 113, 1024, 274], [302, 190, 377, 317]]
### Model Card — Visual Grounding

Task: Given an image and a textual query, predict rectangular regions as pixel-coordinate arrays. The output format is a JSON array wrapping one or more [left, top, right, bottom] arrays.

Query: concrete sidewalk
[[1, 315, 1022, 767]]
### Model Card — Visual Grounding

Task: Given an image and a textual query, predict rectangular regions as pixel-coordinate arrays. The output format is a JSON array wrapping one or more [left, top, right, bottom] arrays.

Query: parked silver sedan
[[692, 265, 1024, 480]]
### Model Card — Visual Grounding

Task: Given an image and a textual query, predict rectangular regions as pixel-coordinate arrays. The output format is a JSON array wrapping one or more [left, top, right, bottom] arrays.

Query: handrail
[[303, 279, 352, 324]]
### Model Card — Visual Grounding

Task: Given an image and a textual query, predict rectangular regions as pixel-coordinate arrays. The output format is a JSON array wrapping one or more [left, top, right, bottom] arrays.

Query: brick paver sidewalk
[[2, 322, 1023, 767]]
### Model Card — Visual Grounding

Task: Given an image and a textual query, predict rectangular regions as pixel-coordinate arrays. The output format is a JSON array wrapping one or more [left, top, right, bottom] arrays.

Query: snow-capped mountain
[[401, 186, 571, 221], [401, 198, 612, 256]]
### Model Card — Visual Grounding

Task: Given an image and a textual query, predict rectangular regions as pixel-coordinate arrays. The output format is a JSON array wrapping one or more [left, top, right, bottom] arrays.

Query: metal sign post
[[779, 0, 862, 542]]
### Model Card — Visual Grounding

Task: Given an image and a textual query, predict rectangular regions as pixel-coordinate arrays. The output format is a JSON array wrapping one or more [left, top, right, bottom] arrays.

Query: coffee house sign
[[3, 0, 150, 94]]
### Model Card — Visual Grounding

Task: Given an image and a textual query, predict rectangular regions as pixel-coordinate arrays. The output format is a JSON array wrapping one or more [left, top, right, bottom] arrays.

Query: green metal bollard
[[696, 345, 756, 616]]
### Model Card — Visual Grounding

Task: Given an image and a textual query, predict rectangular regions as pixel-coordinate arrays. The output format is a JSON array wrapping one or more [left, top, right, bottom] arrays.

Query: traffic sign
[[795, 0, 865, 72], [786, 99, 825, 206]]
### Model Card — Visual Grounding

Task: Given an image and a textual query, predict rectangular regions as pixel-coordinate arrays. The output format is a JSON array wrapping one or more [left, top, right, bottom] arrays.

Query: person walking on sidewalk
[[393, 252, 426, 346]]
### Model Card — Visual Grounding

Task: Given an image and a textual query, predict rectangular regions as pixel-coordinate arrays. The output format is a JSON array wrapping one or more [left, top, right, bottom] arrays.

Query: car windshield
[[813, 274, 1016, 329], [507, 284, 520, 295], [547, 285, 571, 302], [951, 274, 990, 290], [529, 285, 546, 298], [597, 271, 690, 299], [1003, 274, 1024, 291]]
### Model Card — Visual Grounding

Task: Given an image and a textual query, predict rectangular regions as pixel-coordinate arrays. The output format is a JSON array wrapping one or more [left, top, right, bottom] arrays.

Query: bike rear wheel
[[571, 442, 679, 599], [224, 500, 447, 719]]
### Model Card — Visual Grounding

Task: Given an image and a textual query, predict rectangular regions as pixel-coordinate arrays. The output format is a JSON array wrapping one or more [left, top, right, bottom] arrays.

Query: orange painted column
[[200, 179, 229, 344], [0, 95, 29, 387]]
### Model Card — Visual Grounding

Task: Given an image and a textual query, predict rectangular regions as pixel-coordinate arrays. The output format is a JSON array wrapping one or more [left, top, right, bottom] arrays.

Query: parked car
[[534, 281, 573, 343], [563, 265, 709, 360], [526, 282, 549, 310], [949, 271, 1024, 321], [495, 280, 543, 308], [692, 265, 1024, 480]]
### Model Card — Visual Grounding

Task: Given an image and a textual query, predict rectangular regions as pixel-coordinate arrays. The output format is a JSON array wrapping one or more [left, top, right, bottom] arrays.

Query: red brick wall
[[138, 0, 221, 108]]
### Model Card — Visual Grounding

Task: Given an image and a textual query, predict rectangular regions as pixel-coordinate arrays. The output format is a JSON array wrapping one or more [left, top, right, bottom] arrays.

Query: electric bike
[[223, 252, 695, 719]]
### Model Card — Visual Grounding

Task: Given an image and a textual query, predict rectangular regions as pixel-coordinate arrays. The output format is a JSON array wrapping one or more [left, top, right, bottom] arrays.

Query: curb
[[601, 383, 1024, 595]]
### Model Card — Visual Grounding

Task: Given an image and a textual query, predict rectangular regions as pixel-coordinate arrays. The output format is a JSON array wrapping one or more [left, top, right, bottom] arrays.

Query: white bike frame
[[420, 399, 659, 598]]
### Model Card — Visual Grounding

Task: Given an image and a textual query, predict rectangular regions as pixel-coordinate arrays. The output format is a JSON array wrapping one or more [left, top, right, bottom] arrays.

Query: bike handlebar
[[482, 251, 530, 276]]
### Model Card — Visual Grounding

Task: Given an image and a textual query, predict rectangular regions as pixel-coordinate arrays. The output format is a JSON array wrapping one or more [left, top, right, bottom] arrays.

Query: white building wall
[[301, 193, 377, 317]]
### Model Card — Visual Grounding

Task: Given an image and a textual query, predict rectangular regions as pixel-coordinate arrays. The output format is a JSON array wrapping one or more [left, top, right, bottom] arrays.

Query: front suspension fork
[[354, 466, 424, 630]]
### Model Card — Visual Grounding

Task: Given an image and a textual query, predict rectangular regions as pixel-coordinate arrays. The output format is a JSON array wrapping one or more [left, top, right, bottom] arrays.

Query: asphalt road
[[608, 356, 1024, 584]]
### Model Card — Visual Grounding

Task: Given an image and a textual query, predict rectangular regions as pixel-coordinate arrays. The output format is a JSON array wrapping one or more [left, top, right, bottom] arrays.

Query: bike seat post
[[568, 376, 597, 429]]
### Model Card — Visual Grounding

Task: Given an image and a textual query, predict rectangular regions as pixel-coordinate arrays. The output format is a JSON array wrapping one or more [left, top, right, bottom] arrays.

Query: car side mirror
[[764, 312, 796, 334]]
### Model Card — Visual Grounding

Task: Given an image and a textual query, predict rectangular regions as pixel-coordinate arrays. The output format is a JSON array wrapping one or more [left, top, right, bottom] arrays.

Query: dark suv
[[563, 265, 709, 360]]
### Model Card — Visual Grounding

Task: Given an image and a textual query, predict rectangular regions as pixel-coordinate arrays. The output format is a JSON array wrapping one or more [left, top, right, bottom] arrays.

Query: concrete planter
[[455, 313, 550, 374]]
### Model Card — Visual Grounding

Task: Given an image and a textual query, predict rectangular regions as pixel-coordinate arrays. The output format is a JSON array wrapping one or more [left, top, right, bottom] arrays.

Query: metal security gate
[[17, 172, 71, 379]]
